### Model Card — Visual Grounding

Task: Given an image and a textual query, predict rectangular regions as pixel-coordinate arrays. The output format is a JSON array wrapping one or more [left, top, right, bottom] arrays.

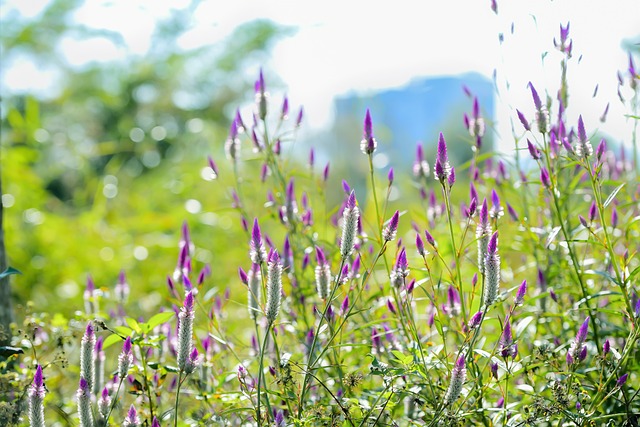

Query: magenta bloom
[[360, 109, 377, 154]]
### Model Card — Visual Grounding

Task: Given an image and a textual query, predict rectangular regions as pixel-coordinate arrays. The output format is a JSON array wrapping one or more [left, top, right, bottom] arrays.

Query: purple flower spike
[[434, 133, 452, 183], [469, 197, 477, 217], [516, 109, 531, 131], [527, 139, 541, 160], [125, 404, 140, 426], [468, 311, 483, 329], [152, 416, 161, 427], [361, 109, 377, 155], [238, 267, 248, 285], [386, 298, 397, 315], [444, 354, 466, 405], [577, 317, 590, 342], [341, 295, 349, 314], [296, 106, 304, 127], [323, 162, 330, 181], [424, 230, 436, 247], [487, 232, 498, 255], [448, 166, 456, 187], [207, 156, 218, 179], [575, 115, 593, 158], [346, 190, 356, 209], [507, 203, 518, 221], [596, 139, 606, 161], [281, 95, 289, 120], [589, 201, 597, 222], [540, 167, 551, 188], [315, 246, 327, 266], [416, 233, 426, 257], [383, 210, 400, 242], [388, 167, 394, 185], [617, 373, 628, 387], [528, 82, 543, 110], [515, 280, 527, 305], [184, 290, 195, 311], [500, 319, 516, 359], [395, 248, 408, 271], [250, 218, 267, 265], [603, 339, 610, 356]]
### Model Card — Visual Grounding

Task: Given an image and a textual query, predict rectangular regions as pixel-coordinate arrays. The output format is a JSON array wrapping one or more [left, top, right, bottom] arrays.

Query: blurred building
[[325, 72, 494, 169]]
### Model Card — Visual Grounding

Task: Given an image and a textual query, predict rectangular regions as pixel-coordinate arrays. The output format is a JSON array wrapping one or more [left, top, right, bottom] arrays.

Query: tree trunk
[[0, 170, 15, 346]]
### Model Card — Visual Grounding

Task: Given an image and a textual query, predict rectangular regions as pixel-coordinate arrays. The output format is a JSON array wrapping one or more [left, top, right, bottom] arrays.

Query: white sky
[[3, 0, 639, 151]]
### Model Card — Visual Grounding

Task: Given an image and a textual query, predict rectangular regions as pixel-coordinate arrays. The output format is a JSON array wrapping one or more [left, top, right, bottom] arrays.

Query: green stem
[[173, 372, 184, 427], [442, 182, 467, 324], [256, 321, 273, 426]]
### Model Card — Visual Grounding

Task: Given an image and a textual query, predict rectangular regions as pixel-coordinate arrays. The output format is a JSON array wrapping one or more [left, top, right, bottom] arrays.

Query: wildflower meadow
[[2, 6, 640, 427]]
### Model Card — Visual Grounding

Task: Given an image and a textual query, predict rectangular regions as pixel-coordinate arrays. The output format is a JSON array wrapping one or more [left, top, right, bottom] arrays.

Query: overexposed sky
[[3, 0, 639, 150]]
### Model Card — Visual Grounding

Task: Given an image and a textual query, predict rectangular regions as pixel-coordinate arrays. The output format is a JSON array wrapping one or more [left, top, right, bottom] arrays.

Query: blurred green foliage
[[1, 0, 292, 314]]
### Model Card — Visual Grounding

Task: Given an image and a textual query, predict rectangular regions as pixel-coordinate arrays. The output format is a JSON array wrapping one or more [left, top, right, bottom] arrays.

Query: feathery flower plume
[[567, 316, 590, 365], [483, 231, 500, 306], [574, 115, 593, 159], [93, 336, 105, 394], [382, 210, 400, 242], [444, 355, 466, 406], [224, 119, 240, 161], [177, 291, 196, 372], [246, 263, 261, 320], [528, 82, 549, 133], [98, 387, 111, 422], [390, 248, 409, 288], [28, 365, 46, 427], [249, 218, 267, 264], [434, 133, 452, 183], [123, 404, 141, 427], [115, 269, 130, 304], [360, 109, 377, 155], [476, 199, 492, 275], [80, 322, 95, 393], [413, 142, 430, 178], [77, 377, 93, 427], [84, 275, 98, 315], [468, 97, 485, 138], [265, 249, 283, 324], [283, 178, 298, 223], [118, 336, 133, 378], [314, 247, 332, 300], [340, 191, 359, 258]]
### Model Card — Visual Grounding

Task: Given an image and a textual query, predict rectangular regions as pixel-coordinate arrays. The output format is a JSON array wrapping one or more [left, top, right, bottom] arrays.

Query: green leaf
[[102, 334, 124, 350], [0, 267, 21, 279], [125, 317, 142, 334], [165, 365, 180, 373], [147, 311, 175, 331], [603, 183, 625, 208]]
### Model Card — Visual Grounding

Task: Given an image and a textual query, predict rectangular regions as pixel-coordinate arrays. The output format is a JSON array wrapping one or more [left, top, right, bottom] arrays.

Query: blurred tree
[[1, 0, 293, 314]]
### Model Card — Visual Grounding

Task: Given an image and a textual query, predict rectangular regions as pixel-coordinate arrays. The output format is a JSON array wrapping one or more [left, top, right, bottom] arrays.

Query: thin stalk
[[256, 321, 273, 426], [103, 376, 125, 425], [585, 160, 632, 315], [140, 345, 155, 421], [297, 258, 346, 417], [173, 372, 184, 427], [442, 183, 467, 324]]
